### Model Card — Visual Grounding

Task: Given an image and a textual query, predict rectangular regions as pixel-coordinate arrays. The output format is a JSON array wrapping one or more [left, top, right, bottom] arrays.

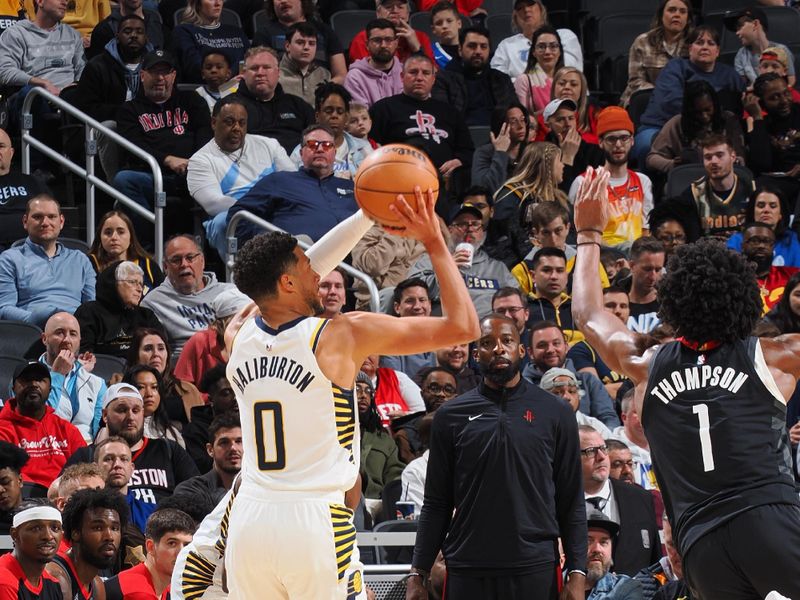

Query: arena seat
[[0, 354, 27, 398], [0, 321, 42, 358], [664, 164, 754, 201], [485, 13, 512, 52], [330, 10, 375, 55], [91, 354, 127, 384], [252, 8, 268, 35]]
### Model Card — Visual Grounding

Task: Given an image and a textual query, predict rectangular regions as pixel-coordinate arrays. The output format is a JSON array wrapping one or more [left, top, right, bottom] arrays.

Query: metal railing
[[225, 210, 381, 313], [20, 87, 166, 263]]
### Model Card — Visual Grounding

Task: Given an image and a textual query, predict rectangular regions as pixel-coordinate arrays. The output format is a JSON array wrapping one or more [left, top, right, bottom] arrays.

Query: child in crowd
[[430, 1, 461, 68], [347, 103, 378, 149], [758, 46, 800, 103], [195, 50, 234, 112]]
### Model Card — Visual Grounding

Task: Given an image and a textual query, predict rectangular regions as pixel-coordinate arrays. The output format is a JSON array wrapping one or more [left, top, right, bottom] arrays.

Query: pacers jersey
[[227, 315, 359, 495], [642, 337, 799, 557]]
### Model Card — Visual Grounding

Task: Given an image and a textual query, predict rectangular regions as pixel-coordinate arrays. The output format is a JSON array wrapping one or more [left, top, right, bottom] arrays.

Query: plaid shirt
[[621, 31, 687, 106]]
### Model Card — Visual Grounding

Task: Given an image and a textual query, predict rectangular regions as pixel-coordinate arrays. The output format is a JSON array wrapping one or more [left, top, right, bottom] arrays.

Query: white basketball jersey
[[227, 315, 360, 495]]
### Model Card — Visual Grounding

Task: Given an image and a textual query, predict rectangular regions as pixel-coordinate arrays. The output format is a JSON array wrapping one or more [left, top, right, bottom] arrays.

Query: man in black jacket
[[408, 314, 587, 600], [432, 26, 516, 127], [75, 14, 150, 178], [580, 425, 661, 577], [87, 0, 164, 60], [112, 49, 212, 245], [232, 46, 315, 153]]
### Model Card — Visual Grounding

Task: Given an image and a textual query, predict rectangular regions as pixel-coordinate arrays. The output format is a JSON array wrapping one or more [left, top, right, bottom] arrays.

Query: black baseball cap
[[724, 6, 768, 32], [141, 49, 178, 71], [449, 203, 484, 224], [513, 0, 542, 9], [586, 508, 620, 538], [12, 362, 50, 383]]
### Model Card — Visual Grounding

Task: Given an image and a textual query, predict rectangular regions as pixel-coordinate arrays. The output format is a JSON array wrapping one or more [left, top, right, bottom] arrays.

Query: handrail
[[20, 87, 166, 263], [225, 210, 381, 313]]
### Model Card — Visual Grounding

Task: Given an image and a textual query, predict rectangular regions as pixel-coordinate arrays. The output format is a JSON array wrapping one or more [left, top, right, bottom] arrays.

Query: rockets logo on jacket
[[138, 107, 189, 134], [405, 110, 449, 144]]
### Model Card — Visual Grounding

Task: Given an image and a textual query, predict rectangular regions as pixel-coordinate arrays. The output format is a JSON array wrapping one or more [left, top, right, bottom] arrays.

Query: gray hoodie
[[141, 272, 237, 356], [0, 19, 84, 88]]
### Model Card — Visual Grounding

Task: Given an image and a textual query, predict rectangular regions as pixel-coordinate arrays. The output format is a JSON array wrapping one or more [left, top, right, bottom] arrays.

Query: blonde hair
[[551, 66, 590, 132], [180, 0, 217, 25], [497, 142, 569, 208]]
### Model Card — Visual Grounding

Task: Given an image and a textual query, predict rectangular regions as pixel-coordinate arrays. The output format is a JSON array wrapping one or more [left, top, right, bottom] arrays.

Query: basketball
[[353, 144, 439, 228]]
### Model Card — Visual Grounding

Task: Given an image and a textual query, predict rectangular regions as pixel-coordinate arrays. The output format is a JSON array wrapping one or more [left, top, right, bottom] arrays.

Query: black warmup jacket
[[412, 378, 587, 575]]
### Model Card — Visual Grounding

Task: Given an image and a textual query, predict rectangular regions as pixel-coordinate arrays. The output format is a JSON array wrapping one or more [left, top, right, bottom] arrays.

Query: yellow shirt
[[62, 0, 110, 36]]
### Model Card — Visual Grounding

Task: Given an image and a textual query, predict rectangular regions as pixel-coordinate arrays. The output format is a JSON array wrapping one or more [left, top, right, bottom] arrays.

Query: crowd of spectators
[[0, 0, 799, 596]]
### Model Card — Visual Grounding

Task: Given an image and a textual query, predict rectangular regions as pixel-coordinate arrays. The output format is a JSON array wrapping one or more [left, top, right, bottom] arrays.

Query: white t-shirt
[[490, 30, 584, 82]]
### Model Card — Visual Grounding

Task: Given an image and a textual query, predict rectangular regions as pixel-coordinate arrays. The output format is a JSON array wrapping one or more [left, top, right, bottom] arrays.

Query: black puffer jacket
[[74, 260, 161, 357]]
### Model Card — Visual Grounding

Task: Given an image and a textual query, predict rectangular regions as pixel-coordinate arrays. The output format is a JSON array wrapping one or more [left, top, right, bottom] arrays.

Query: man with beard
[[408, 314, 586, 600], [607, 440, 636, 485], [0, 362, 85, 491], [0, 499, 63, 600], [65, 383, 198, 533], [741, 222, 799, 311], [432, 27, 515, 127], [674, 133, 753, 240], [344, 19, 403, 109], [583, 510, 642, 599], [47, 488, 129, 600], [569, 107, 653, 252], [174, 412, 242, 506]]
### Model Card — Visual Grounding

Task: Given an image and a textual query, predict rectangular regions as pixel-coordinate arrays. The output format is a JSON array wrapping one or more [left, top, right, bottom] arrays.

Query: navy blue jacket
[[412, 378, 587, 574], [227, 168, 358, 243]]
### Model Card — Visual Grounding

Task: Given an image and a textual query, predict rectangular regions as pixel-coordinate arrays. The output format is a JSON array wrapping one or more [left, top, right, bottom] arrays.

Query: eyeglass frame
[[580, 444, 609, 458], [165, 252, 202, 267]]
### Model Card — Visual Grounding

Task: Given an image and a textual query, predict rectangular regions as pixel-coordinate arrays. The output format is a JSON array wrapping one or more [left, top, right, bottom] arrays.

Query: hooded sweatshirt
[[73, 261, 162, 357], [74, 38, 149, 122], [140, 272, 237, 356], [0, 19, 85, 88], [0, 399, 86, 487], [343, 57, 403, 109]]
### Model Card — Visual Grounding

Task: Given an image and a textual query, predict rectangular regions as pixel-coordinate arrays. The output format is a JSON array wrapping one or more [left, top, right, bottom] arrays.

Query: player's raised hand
[[387, 186, 441, 246], [574, 166, 610, 235]]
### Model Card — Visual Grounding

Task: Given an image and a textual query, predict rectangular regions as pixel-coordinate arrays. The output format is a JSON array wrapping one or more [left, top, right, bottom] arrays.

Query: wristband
[[577, 228, 603, 236], [576, 241, 601, 248], [568, 569, 587, 577], [407, 572, 428, 585]]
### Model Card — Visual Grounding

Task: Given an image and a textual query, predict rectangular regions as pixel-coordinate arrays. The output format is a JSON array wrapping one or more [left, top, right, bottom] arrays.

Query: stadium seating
[[485, 13, 513, 52], [91, 354, 127, 383], [0, 354, 27, 398], [330, 10, 375, 55]]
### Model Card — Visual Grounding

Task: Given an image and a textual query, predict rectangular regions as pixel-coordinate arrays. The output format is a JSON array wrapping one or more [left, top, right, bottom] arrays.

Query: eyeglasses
[[602, 134, 632, 146], [425, 383, 457, 395], [368, 35, 397, 45], [495, 306, 526, 315], [580, 444, 608, 458], [450, 220, 483, 232], [304, 139, 335, 151], [611, 460, 634, 469], [656, 233, 686, 243], [166, 252, 202, 267], [118, 279, 144, 289], [534, 42, 560, 52]]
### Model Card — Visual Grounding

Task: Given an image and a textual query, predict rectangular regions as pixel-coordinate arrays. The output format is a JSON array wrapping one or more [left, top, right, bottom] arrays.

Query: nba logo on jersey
[[697, 354, 706, 365]]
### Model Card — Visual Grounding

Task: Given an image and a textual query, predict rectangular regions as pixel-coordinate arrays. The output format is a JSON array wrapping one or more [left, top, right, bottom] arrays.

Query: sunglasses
[[304, 139, 335, 151]]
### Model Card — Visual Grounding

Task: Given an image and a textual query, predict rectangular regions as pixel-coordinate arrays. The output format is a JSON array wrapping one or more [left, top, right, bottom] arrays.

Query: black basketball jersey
[[51, 554, 95, 600], [642, 337, 799, 556]]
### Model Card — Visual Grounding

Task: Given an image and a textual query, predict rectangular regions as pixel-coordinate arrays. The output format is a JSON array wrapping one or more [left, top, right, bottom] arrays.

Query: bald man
[[0, 195, 96, 326], [39, 312, 107, 442], [0, 128, 45, 250]]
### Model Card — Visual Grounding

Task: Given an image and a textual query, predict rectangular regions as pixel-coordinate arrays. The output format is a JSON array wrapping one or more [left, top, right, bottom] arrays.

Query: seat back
[[330, 10, 376, 55], [0, 354, 27, 401], [91, 354, 128, 384], [371, 519, 418, 564], [0, 321, 43, 358], [485, 13, 513, 52]]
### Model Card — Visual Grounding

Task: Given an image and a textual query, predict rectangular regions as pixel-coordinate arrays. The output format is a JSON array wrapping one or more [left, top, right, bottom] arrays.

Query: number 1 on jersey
[[692, 403, 715, 472], [254, 401, 287, 471]]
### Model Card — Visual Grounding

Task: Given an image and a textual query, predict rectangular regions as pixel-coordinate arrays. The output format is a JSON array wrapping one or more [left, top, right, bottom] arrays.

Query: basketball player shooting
[[572, 167, 800, 600], [222, 187, 480, 600]]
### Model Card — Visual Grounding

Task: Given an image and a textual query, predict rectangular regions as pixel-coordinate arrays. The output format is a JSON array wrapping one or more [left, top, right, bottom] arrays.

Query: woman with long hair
[[88, 211, 163, 294], [546, 66, 597, 143], [620, 0, 692, 106], [126, 327, 203, 423], [647, 80, 745, 174], [471, 102, 532, 195], [764, 271, 800, 333], [171, 0, 249, 83], [494, 142, 569, 220], [514, 26, 564, 115], [123, 365, 185, 446], [727, 186, 800, 267]]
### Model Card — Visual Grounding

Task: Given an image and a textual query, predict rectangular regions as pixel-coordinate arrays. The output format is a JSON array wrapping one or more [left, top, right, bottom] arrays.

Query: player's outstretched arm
[[571, 167, 649, 385], [337, 187, 480, 358]]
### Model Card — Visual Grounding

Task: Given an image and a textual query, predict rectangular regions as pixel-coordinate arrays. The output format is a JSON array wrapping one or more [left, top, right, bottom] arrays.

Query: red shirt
[[348, 29, 435, 65], [103, 563, 168, 600], [0, 401, 86, 488], [0, 553, 61, 600], [172, 329, 224, 399], [416, 0, 481, 14], [758, 266, 800, 311]]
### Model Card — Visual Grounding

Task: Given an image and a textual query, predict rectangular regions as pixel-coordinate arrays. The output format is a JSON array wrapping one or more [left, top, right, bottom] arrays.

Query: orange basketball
[[353, 144, 439, 228]]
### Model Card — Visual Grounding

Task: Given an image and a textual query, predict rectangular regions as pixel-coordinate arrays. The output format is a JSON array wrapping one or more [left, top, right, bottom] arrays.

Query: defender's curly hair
[[657, 239, 762, 344], [233, 232, 299, 302]]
